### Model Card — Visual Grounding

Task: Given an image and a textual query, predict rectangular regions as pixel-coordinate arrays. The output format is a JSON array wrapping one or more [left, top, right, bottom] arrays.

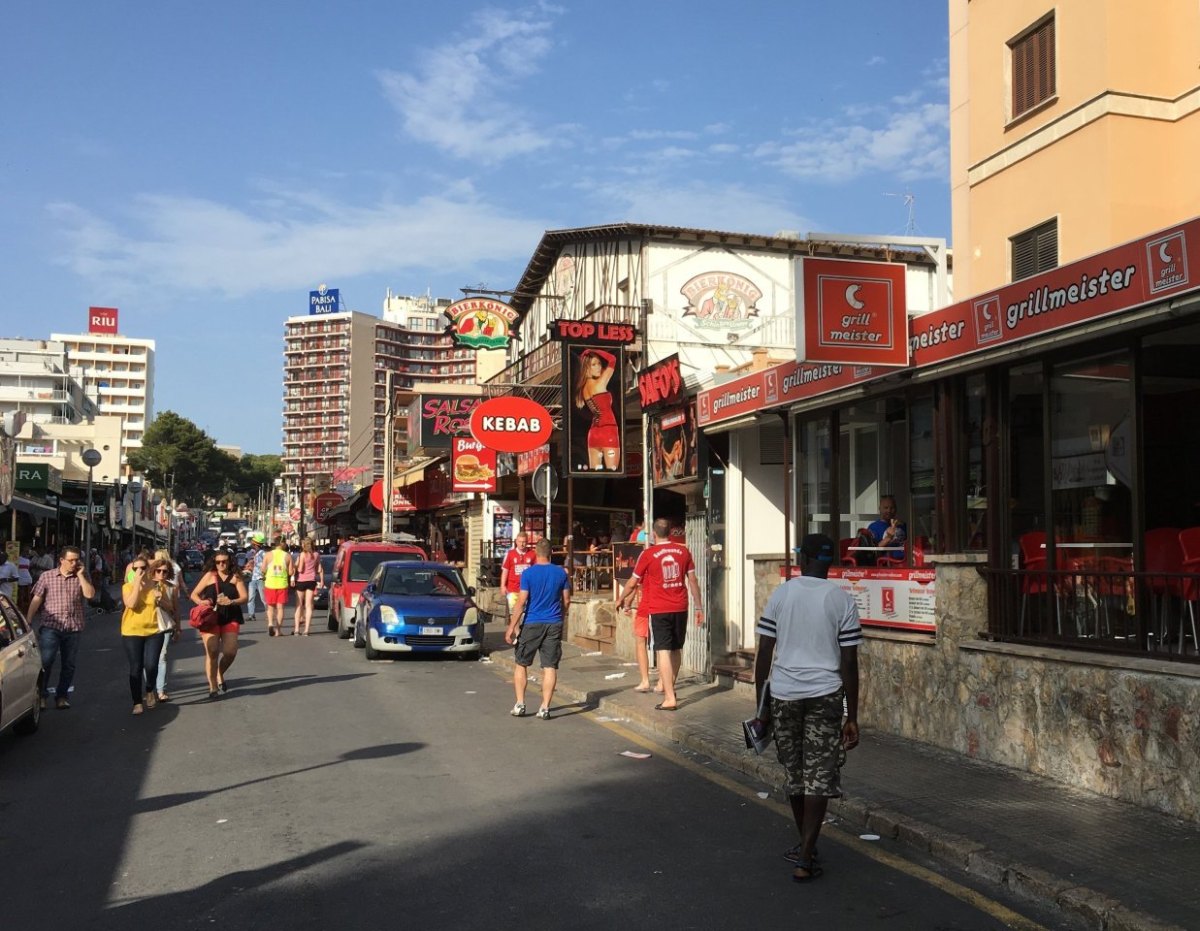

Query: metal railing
[[985, 566, 1199, 662]]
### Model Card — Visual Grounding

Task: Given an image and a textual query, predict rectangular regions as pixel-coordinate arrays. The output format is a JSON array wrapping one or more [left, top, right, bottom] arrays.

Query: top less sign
[[796, 258, 908, 366], [89, 306, 118, 334], [309, 286, 340, 315]]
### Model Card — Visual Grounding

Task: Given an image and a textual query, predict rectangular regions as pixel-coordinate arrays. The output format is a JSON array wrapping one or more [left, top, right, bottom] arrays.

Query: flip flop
[[654, 703, 678, 712], [792, 861, 824, 883], [635, 686, 653, 693]]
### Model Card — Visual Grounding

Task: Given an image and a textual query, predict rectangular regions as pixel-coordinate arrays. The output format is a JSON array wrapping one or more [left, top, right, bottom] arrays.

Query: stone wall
[[752, 555, 1200, 822]]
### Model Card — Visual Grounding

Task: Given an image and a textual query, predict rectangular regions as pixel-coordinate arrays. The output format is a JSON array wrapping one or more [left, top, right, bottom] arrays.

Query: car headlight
[[378, 605, 402, 630], [462, 606, 479, 628], [349, 593, 360, 608]]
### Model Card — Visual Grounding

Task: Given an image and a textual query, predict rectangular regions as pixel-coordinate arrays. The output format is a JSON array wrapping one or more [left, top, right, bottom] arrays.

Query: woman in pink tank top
[[292, 539, 323, 636]]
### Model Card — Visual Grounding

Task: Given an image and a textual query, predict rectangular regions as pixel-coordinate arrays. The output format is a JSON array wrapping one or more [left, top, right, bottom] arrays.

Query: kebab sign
[[469, 396, 554, 454]]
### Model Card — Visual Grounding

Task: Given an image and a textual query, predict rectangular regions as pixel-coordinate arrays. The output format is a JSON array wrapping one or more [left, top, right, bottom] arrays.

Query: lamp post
[[81, 448, 102, 561]]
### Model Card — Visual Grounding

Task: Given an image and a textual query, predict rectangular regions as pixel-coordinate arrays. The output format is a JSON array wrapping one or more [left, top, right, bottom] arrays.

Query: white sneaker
[[510, 702, 526, 717], [536, 707, 550, 720]]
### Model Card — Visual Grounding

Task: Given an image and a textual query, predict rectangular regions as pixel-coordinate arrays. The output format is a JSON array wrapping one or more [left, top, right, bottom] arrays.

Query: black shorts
[[650, 611, 687, 651], [514, 622, 564, 669], [293, 580, 317, 592]]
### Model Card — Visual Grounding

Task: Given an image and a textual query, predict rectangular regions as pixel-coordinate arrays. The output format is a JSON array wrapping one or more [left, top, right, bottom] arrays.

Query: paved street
[[2, 609, 1071, 930]]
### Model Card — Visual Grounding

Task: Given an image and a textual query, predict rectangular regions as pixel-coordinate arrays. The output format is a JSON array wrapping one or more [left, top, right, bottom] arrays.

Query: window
[[1011, 218, 1058, 281], [1010, 14, 1055, 118]]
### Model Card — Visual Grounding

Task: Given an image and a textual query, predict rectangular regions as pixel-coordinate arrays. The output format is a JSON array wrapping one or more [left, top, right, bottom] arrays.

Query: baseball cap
[[252, 532, 266, 544], [798, 533, 835, 562]]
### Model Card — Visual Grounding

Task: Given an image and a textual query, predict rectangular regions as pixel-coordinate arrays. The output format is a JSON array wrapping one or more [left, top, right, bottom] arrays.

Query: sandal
[[783, 844, 820, 864], [791, 860, 824, 883], [157, 692, 171, 703], [131, 704, 144, 715]]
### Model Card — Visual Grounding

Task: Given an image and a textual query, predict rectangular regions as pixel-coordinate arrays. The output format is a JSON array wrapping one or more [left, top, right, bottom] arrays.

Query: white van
[[218, 531, 239, 550]]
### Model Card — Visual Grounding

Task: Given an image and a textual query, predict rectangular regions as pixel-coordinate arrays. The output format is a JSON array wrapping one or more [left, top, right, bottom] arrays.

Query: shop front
[[698, 215, 1200, 820]]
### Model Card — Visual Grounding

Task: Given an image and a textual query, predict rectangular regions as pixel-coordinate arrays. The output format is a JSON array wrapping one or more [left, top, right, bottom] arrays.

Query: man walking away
[[505, 538, 571, 720], [27, 546, 96, 710], [243, 532, 268, 622], [754, 533, 862, 883], [616, 517, 703, 710]]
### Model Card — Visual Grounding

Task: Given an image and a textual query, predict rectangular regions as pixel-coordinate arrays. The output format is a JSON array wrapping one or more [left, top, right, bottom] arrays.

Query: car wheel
[[353, 621, 365, 649], [364, 635, 381, 660], [326, 609, 337, 632], [337, 607, 352, 640], [13, 681, 42, 736]]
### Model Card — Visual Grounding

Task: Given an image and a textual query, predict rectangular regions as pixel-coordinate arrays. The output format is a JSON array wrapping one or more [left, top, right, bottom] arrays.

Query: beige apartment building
[[950, 0, 1200, 295]]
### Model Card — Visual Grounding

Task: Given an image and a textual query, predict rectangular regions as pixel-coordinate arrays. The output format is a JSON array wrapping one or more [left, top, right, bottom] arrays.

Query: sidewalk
[[485, 633, 1198, 931]]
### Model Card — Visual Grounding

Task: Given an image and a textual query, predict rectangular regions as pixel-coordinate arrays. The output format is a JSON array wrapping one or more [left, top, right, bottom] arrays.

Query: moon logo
[[1159, 242, 1174, 264], [845, 284, 865, 310]]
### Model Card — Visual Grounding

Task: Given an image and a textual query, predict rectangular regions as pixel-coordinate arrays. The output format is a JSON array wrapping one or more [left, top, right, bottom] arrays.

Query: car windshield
[[348, 551, 422, 582], [320, 555, 335, 579], [380, 567, 465, 596]]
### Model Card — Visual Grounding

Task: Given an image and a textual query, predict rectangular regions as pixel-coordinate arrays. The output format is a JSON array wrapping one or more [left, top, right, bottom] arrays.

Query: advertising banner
[[309, 285, 340, 315], [88, 306, 118, 335], [783, 565, 936, 632], [446, 298, 517, 350], [697, 361, 886, 428], [451, 437, 497, 493], [415, 394, 482, 449], [562, 343, 626, 477], [797, 258, 909, 367], [651, 405, 699, 486], [637, 353, 683, 412], [517, 444, 550, 477]]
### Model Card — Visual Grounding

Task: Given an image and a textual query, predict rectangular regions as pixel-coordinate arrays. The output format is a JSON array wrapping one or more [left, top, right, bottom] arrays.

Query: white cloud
[[866, 55, 886, 66], [375, 6, 564, 164], [47, 189, 548, 300], [758, 100, 948, 183]]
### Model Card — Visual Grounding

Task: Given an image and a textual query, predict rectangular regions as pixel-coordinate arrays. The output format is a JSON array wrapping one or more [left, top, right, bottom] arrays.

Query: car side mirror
[[467, 586, 476, 596]]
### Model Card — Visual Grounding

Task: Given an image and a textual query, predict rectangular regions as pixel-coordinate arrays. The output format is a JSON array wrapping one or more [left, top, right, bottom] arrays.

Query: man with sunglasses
[[27, 546, 96, 710]]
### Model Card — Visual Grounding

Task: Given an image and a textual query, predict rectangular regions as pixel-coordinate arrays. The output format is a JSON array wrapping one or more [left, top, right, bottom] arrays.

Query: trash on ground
[[859, 834, 881, 841], [216, 819, 228, 824], [582, 651, 602, 656], [596, 715, 628, 723], [604, 672, 627, 680], [757, 792, 769, 799], [479, 657, 494, 664], [620, 662, 639, 667], [619, 750, 652, 759], [465, 690, 476, 694]]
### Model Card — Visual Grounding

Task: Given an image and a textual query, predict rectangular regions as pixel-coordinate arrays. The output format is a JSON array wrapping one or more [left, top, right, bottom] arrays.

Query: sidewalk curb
[[486, 648, 1183, 931]]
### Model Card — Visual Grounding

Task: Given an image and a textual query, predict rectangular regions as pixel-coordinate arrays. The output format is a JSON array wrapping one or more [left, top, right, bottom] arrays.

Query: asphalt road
[[0, 607, 1074, 930]]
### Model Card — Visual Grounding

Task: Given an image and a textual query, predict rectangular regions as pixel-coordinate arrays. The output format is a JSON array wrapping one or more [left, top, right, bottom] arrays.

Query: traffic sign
[[532, 463, 559, 505], [312, 492, 344, 525]]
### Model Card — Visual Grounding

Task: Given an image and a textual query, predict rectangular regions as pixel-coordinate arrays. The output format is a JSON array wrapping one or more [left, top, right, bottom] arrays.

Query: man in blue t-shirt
[[505, 538, 571, 720]]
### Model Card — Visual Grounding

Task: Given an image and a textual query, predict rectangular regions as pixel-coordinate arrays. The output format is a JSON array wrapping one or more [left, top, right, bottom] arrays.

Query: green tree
[[127, 411, 235, 502]]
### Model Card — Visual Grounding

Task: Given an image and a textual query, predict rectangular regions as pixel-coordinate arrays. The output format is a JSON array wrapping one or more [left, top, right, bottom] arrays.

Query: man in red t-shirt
[[499, 532, 537, 616], [615, 517, 703, 710]]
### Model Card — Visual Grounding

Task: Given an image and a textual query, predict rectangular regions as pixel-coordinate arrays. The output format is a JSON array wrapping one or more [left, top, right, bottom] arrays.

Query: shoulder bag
[[188, 574, 220, 629]]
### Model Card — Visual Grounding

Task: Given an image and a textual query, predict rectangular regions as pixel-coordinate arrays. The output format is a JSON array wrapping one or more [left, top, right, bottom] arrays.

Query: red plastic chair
[[838, 538, 857, 567], [1174, 528, 1200, 654], [1018, 531, 1059, 634], [1144, 528, 1184, 648], [911, 535, 930, 569]]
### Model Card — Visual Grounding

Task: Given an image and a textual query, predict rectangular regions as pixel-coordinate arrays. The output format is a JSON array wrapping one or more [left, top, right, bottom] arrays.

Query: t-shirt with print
[[631, 541, 695, 615], [502, 546, 537, 593], [0, 562, 18, 600], [756, 576, 863, 701], [518, 563, 571, 624]]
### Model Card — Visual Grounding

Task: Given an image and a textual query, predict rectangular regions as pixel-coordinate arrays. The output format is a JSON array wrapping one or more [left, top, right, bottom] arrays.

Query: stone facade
[[749, 555, 1200, 822]]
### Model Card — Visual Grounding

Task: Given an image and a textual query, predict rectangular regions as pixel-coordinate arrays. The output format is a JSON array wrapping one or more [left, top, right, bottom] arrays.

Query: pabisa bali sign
[[796, 258, 909, 367], [309, 284, 341, 315], [451, 437, 498, 493], [550, 319, 635, 478], [88, 306, 118, 334], [446, 298, 517, 350]]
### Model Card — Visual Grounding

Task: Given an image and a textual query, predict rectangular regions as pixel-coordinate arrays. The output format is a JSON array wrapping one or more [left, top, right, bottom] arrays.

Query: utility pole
[[298, 464, 306, 543], [382, 369, 395, 542]]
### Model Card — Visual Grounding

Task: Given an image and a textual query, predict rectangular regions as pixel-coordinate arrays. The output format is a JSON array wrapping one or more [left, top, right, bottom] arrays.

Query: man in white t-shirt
[[754, 533, 862, 884], [0, 551, 19, 601]]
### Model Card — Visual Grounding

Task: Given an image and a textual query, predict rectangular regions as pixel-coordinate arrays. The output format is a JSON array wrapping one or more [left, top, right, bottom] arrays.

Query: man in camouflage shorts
[[754, 533, 862, 883]]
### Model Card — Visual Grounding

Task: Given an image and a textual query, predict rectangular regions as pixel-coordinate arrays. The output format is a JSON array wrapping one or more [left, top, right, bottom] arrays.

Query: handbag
[[155, 606, 175, 633], [189, 604, 218, 629]]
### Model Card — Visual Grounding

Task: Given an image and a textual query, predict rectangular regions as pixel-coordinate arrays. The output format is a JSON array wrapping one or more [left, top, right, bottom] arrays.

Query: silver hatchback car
[[0, 593, 42, 737]]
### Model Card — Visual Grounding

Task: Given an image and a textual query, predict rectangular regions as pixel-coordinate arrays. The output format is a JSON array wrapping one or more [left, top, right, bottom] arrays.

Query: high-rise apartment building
[[949, 0, 1200, 294], [50, 331, 155, 467], [0, 338, 98, 427]]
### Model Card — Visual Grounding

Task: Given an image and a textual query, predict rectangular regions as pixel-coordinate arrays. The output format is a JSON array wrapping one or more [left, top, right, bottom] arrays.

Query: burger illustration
[[455, 453, 493, 483]]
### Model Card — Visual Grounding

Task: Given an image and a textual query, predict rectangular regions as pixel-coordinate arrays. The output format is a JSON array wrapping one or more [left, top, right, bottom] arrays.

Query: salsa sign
[[447, 298, 517, 350], [469, 397, 553, 454]]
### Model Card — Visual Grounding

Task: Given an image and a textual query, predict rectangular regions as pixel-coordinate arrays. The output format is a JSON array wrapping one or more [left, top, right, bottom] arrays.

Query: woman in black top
[[189, 551, 248, 699]]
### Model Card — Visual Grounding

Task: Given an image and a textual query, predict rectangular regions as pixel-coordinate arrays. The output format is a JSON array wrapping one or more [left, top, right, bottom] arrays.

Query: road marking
[[592, 715, 1051, 931]]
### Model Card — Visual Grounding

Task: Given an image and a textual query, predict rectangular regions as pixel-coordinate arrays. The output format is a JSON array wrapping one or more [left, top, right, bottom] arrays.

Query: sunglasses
[[154, 568, 169, 574], [132, 564, 148, 571], [214, 559, 230, 565]]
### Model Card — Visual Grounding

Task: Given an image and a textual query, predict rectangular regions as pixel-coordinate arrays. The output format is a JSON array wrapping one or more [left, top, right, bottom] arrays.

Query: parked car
[[0, 594, 42, 738], [328, 541, 428, 638], [313, 554, 336, 610], [352, 561, 481, 659]]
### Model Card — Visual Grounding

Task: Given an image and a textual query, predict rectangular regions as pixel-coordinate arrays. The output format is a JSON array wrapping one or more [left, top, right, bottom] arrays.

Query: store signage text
[[451, 437, 497, 493], [680, 272, 762, 330], [309, 284, 340, 315], [549, 319, 638, 344], [469, 397, 553, 454], [447, 298, 517, 350], [797, 258, 908, 367], [637, 354, 683, 412], [88, 306, 118, 335], [417, 395, 481, 449]]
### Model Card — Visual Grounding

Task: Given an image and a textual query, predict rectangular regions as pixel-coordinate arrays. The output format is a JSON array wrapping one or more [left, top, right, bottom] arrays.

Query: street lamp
[[81, 448, 102, 560]]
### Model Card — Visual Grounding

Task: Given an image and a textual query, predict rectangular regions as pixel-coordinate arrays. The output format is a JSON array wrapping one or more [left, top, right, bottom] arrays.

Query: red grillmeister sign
[[637, 354, 683, 412], [469, 396, 553, 454], [697, 361, 886, 428], [451, 437, 497, 493], [797, 258, 908, 366], [909, 217, 1200, 366], [89, 306, 118, 335]]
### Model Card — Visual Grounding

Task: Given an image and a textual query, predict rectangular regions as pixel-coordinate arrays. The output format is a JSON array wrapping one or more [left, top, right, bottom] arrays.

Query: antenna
[[884, 190, 918, 236]]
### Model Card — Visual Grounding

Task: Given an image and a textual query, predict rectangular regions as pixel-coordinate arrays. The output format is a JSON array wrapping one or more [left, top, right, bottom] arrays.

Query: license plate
[[419, 626, 444, 636]]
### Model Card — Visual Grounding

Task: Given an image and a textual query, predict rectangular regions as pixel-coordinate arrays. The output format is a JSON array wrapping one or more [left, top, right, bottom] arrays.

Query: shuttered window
[[1011, 219, 1058, 281], [759, 420, 786, 465], [1010, 15, 1056, 119]]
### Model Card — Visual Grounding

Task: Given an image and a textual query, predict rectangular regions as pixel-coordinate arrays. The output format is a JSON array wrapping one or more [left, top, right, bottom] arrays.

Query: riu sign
[[549, 319, 638, 344], [89, 306, 118, 335]]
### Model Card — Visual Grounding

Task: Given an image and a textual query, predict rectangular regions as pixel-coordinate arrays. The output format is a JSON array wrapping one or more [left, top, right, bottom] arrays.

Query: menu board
[[783, 566, 936, 632]]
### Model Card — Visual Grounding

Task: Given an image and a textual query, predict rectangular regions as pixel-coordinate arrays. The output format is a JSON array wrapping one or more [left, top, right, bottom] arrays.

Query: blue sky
[[3, 0, 950, 454]]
